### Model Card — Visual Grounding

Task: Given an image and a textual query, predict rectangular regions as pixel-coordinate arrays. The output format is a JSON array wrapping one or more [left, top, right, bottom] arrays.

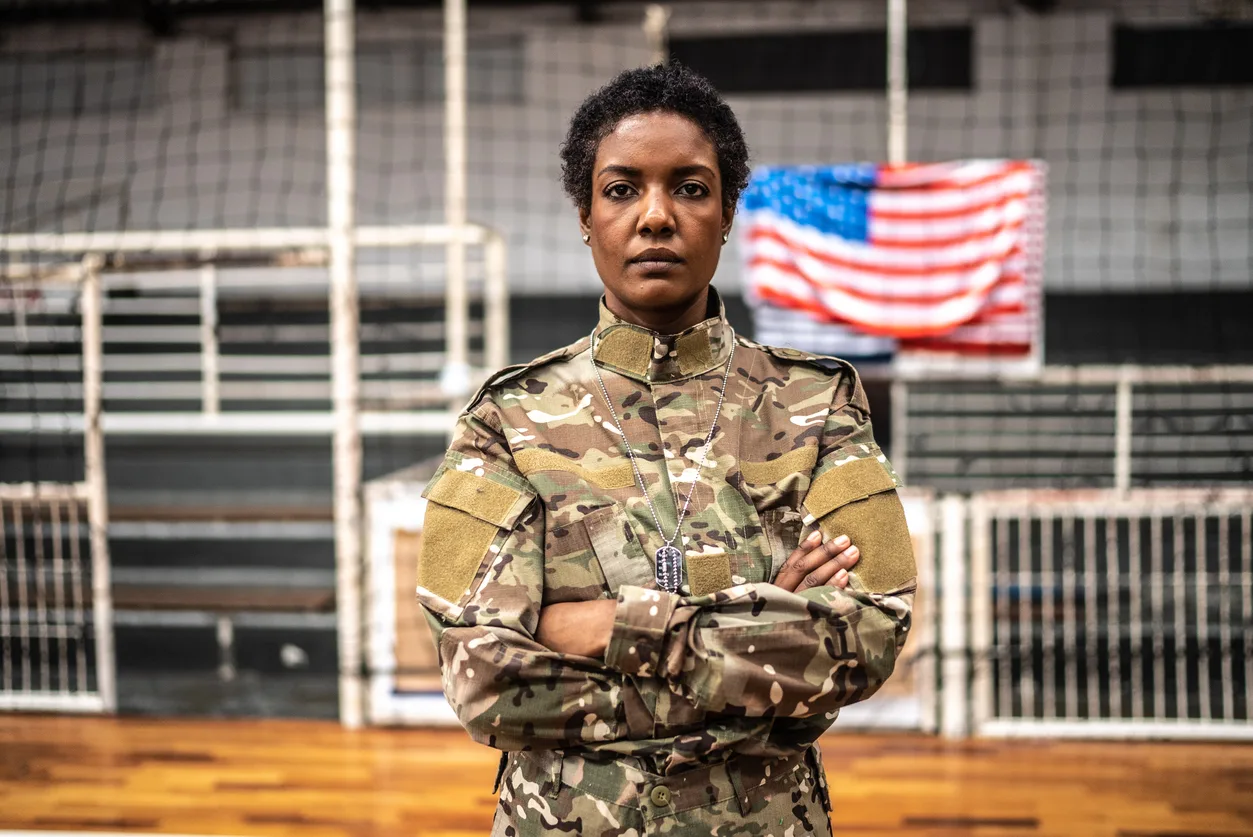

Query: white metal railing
[[967, 488, 1253, 740], [0, 261, 114, 713], [0, 223, 509, 436], [894, 366, 1253, 490]]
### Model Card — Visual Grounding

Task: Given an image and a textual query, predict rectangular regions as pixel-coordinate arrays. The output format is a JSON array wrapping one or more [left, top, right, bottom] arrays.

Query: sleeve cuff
[[604, 585, 679, 678]]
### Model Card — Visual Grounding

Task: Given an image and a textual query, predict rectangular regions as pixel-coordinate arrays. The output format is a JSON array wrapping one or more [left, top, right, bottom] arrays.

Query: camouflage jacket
[[416, 290, 916, 775]]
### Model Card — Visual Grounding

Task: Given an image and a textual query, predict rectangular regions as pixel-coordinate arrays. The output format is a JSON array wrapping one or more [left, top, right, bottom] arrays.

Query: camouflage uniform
[[417, 289, 916, 836]]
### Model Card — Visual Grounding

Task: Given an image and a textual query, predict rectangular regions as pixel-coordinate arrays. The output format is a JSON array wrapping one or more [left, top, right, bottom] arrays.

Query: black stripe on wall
[[1112, 24, 1253, 88], [669, 27, 974, 94]]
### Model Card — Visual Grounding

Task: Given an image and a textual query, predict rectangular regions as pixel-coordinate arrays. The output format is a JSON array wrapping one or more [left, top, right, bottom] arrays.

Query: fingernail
[[846, 546, 860, 557], [806, 531, 822, 545], [835, 569, 849, 583], [834, 535, 850, 548]]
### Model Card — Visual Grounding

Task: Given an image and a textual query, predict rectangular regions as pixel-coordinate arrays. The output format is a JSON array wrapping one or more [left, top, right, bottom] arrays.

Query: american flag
[[740, 160, 1046, 367]]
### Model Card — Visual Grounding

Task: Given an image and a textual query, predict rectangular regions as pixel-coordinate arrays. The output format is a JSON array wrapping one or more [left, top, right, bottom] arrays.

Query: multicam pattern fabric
[[492, 747, 833, 837], [416, 288, 916, 835]]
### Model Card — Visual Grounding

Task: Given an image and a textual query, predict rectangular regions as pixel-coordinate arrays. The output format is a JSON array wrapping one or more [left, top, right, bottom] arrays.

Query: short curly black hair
[[560, 62, 750, 213]]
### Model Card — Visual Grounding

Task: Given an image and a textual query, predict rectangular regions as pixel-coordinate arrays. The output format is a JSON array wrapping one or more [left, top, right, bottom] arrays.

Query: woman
[[417, 63, 916, 836]]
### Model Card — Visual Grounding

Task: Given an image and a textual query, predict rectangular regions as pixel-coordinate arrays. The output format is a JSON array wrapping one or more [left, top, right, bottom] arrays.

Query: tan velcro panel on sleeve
[[424, 468, 533, 528], [805, 457, 915, 594], [686, 552, 733, 597], [417, 505, 499, 606], [816, 493, 915, 593], [418, 467, 535, 605], [804, 456, 897, 520]]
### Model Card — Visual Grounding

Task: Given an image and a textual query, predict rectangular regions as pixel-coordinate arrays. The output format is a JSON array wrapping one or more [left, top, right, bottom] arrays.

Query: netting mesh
[[0, 0, 1250, 720]]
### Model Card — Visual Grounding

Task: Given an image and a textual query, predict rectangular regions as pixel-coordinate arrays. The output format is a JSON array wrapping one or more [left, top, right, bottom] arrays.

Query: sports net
[[2, 0, 1251, 728]]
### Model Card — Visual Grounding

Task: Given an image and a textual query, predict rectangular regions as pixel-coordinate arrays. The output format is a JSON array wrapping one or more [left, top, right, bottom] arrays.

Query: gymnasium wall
[[2, 0, 1250, 297]]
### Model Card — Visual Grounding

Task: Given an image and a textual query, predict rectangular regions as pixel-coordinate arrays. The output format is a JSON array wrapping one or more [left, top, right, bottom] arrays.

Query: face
[[580, 111, 735, 331]]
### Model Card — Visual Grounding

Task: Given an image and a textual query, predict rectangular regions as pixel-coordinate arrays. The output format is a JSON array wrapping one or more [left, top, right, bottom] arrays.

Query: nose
[[637, 187, 675, 238]]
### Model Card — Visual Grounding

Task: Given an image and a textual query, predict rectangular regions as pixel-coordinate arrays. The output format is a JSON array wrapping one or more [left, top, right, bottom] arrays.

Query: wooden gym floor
[[1, 715, 1251, 837]]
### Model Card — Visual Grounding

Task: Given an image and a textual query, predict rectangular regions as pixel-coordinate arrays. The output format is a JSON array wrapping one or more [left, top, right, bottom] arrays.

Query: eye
[[677, 182, 710, 198], [604, 183, 635, 199]]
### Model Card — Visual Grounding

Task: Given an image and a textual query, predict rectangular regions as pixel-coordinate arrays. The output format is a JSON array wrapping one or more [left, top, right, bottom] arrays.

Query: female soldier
[[416, 63, 916, 836]]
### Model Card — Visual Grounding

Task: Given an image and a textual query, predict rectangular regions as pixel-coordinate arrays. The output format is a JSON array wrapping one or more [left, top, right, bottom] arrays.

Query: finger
[[817, 543, 860, 573], [774, 531, 824, 587], [799, 545, 861, 590], [833, 568, 850, 589], [796, 554, 844, 590], [776, 533, 850, 589]]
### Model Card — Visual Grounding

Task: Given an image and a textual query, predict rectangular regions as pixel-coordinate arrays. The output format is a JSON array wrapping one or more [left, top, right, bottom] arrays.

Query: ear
[[578, 206, 592, 240], [721, 203, 736, 239]]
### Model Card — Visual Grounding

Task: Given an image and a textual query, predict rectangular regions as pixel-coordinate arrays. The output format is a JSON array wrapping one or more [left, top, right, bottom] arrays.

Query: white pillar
[[484, 231, 509, 371], [1114, 371, 1133, 492], [325, 0, 364, 728], [80, 255, 115, 712], [643, 4, 672, 67], [940, 495, 968, 737], [442, 0, 471, 403], [199, 262, 220, 415], [890, 378, 909, 483], [886, 0, 908, 165]]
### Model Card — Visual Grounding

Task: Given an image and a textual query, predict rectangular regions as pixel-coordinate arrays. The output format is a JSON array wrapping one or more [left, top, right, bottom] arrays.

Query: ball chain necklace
[[589, 326, 737, 594]]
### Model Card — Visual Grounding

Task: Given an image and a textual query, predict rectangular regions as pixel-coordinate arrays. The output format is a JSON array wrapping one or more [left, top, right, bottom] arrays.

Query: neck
[[603, 287, 711, 335]]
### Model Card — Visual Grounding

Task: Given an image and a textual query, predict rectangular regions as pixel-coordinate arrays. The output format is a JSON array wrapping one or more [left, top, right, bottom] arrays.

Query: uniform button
[[649, 785, 672, 807]]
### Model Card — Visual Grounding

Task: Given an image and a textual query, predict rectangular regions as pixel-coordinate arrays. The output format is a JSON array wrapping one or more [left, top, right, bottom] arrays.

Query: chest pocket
[[582, 504, 655, 593], [578, 505, 765, 598], [542, 503, 657, 604]]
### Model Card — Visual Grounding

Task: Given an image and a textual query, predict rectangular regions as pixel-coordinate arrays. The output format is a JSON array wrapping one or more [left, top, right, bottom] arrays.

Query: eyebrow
[[596, 163, 719, 179]]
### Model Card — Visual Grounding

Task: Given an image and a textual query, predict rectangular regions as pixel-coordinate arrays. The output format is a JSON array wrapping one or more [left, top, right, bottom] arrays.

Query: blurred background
[[0, 0, 1251, 793]]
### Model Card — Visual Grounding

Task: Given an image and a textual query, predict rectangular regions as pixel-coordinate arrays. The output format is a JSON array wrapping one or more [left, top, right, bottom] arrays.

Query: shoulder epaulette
[[735, 334, 852, 375], [463, 335, 590, 413]]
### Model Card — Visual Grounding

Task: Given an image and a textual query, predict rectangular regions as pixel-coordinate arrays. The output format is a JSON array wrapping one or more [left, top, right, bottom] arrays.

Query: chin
[[625, 286, 703, 315]]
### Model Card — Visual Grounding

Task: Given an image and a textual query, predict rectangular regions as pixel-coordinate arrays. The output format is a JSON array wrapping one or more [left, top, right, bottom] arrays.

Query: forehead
[[595, 111, 718, 171]]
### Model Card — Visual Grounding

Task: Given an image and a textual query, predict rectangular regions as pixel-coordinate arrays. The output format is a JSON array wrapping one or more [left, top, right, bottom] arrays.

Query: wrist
[[604, 585, 680, 677]]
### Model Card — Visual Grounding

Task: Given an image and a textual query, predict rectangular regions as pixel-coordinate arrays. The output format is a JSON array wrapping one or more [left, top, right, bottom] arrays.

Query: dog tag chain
[[590, 327, 736, 594]]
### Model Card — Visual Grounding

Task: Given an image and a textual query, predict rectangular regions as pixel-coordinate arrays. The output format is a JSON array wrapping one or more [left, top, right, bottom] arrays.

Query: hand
[[536, 599, 617, 658], [771, 531, 860, 593]]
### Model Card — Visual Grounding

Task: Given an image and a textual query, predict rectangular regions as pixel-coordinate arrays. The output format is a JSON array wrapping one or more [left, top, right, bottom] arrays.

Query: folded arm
[[415, 408, 653, 752], [605, 363, 917, 724]]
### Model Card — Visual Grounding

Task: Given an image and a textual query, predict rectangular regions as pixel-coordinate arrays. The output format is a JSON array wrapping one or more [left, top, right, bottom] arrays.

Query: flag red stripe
[[748, 256, 1025, 306], [878, 162, 1037, 193], [871, 190, 1032, 222], [752, 280, 1028, 331], [898, 338, 1034, 356], [869, 219, 1026, 250], [961, 302, 1029, 325], [751, 282, 1021, 339], [748, 227, 1024, 278]]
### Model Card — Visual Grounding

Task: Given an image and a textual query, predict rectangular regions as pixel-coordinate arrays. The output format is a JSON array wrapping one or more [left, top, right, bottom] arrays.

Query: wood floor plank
[[0, 716, 1251, 837]]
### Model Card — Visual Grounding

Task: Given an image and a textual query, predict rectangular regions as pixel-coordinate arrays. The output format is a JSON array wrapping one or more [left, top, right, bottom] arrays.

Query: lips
[[628, 248, 684, 270]]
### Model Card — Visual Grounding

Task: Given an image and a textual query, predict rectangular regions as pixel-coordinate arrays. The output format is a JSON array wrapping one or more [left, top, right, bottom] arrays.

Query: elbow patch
[[804, 456, 915, 594], [418, 465, 536, 605]]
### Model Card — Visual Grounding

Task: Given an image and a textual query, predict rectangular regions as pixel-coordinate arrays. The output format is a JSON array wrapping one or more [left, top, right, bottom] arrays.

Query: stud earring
[[582, 233, 590, 244], [722, 232, 729, 244]]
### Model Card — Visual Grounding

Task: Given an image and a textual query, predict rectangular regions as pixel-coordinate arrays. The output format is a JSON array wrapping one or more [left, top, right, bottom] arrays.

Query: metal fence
[[967, 488, 1253, 739], [893, 368, 1253, 493], [0, 263, 114, 713]]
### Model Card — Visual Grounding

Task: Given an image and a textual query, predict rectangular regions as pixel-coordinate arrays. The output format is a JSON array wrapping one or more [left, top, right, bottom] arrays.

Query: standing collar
[[591, 287, 735, 384]]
